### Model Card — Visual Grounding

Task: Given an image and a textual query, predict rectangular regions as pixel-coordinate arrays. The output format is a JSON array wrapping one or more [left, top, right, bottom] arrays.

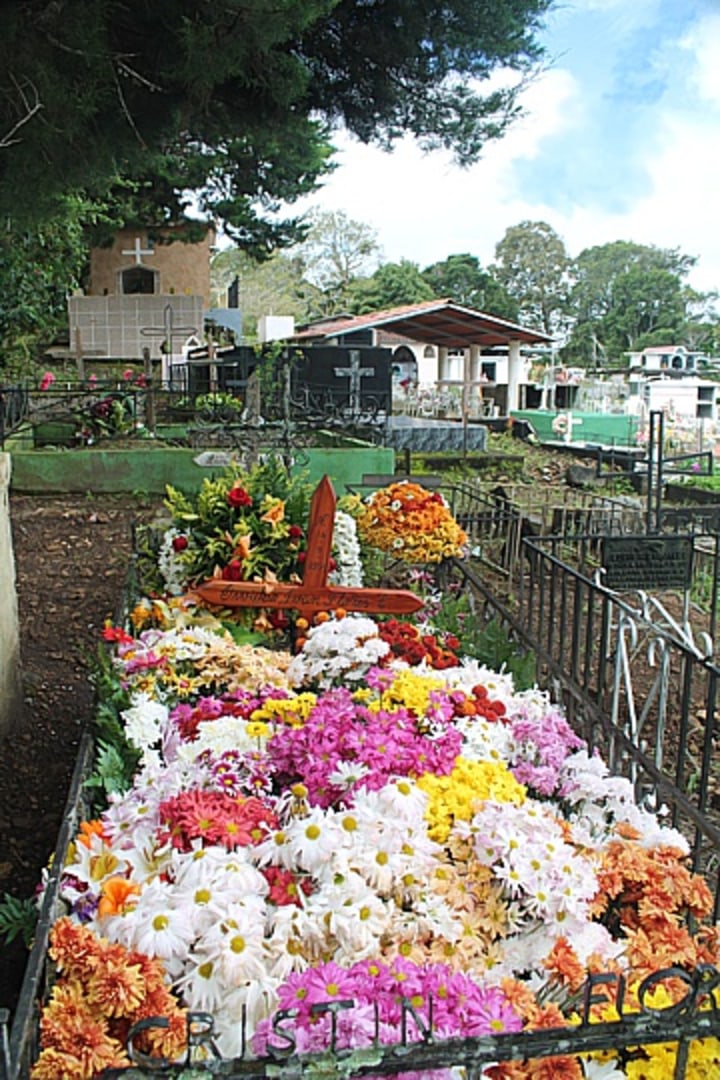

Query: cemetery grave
[[4, 457, 720, 1080]]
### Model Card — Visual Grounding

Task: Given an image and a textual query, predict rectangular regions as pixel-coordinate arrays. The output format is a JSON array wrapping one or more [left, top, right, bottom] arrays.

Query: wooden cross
[[334, 349, 375, 418], [194, 475, 424, 625], [121, 237, 155, 265], [140, 303, 198, 358]]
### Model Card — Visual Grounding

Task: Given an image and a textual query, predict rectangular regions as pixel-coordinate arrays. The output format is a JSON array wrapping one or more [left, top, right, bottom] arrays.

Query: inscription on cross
[[334, 349, 375, 419], [194, 475, 424, 626]]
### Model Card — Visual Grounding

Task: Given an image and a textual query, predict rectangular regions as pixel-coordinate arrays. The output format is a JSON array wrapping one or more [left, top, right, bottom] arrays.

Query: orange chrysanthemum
[[543, 937, 586, 992]]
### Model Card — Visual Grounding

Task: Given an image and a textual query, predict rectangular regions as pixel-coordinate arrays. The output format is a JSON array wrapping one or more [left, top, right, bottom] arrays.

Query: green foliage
[[0, 200, 90, 374], [84, 740, 137, 802], [85, 647, 140, 809], [492, 220, 573, 337], [350, 260, 435, 314], [163, 457, 314, 585], [0, 891, 37, 948], [430, 592, 536, 690], [293, 210, 382, 317], [422, 253, 519, 320], [0, 0, 550, 241], [565, 240, 696, 364]]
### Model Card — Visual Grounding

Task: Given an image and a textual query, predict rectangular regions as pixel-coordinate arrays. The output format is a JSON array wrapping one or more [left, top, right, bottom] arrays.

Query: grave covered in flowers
[[28, 461, 720, 1079]]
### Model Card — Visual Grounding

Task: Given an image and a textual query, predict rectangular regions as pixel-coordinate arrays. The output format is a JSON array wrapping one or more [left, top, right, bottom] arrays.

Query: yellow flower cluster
[[251, 693, 318, 728], [587, 984, 720, 1078], [358, 481, 467, 564], [360, 669, 445, 718], [418, 757, 526, 843]]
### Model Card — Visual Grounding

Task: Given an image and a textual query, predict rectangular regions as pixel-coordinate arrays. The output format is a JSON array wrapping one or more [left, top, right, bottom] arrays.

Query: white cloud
[[681, 13, 720, 103], [288, 5, 720, 297]]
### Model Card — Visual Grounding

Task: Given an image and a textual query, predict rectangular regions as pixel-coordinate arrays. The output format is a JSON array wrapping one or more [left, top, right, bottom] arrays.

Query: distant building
[[67, 225, 216, 363]]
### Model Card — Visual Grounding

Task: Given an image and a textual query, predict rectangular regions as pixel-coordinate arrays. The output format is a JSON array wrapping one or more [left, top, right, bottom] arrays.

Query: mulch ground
[[1, 493, 162, 1018]]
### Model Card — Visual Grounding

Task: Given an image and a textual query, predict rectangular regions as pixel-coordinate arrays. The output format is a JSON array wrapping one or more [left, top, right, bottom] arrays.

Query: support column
[[0, 454, 22, 738], [507, 339, 522, 414], [438, 346, 449, 385]]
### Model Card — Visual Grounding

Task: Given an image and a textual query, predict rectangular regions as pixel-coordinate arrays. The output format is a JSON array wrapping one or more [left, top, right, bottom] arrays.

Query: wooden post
[[143, 347, 155, 434]]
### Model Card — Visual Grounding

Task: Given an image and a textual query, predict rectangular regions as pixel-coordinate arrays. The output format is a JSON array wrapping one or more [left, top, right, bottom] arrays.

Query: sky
[[295, 0, 720, 295]]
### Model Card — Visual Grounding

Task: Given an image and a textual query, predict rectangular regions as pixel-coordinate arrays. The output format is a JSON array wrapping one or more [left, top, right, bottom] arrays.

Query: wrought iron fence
[[0, 385, 29, 448]]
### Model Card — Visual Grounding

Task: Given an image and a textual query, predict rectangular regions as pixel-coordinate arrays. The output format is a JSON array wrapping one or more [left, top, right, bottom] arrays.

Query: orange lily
[[97, 876, 141, 918]]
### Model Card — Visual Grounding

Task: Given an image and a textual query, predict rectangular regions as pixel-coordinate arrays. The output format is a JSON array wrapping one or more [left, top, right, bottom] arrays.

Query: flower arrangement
[[357, 480, 467, 563], [153, 460, 364, 609], [33, 595, 720, 1078], [30, 476, 720, 1079]]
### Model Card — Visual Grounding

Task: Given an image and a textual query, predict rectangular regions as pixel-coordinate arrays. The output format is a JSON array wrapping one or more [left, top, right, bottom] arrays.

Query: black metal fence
[[0, 385, 29, 447]]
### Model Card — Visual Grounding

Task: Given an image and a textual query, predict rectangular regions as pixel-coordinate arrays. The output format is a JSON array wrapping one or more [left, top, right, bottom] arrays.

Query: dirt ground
[[1, 493, 163, 1018]]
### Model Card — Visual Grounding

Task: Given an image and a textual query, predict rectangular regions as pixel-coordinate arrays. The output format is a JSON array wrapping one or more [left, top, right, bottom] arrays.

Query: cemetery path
[[2, 493, 163, 1017]]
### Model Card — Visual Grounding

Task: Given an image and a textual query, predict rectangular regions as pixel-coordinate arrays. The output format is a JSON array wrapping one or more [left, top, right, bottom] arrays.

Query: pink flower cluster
[[508, 705, 585, 797], [267, 688, 463, 807], [253, 957, 522, 1058]]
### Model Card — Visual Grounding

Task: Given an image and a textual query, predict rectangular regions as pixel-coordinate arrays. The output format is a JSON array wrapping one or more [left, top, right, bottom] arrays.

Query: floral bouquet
[[357, 480, 467, 564]]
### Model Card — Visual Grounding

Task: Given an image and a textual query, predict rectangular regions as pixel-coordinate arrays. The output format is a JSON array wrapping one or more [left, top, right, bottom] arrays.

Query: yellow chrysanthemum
[[250, 692, 317, 728], [375, 668, 445, 716], [418, 757, 526, 843]]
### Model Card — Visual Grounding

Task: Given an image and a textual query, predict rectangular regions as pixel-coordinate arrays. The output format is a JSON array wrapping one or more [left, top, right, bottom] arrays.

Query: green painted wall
[[9, 446, 395, 495], [512, 410, 640, 448]]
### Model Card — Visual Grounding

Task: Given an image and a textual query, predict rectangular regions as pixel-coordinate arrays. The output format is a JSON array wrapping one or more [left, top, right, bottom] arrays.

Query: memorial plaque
[[602, 536, 694, 592]]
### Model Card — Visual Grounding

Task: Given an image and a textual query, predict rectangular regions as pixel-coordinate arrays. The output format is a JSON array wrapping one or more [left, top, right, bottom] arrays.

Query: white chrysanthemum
[[196, 900, 269, 984], [151, 624, 230, 662], [283, 805, 349, 875], [106, 877, 195, 978], [330, 510, 364, 587], [121, 692, 169, 753], [435, 659, 518, 704], [456, 713, 516, 763], [287, 615, 390, 689], [306, 874, 393, 963], [264, 904, 319, 980], [157, 528, 191, 595], [174, 715, 268, 765]]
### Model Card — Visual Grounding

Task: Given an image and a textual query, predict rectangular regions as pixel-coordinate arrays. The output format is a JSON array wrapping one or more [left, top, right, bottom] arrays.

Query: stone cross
[[194, 475, 424, 626], [122, 237, 155, 265], [140, 303, 198, 357], [334, 349, 375, 418]]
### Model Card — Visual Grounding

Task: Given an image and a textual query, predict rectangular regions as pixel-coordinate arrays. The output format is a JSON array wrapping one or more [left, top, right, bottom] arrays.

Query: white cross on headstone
[[334, 349, 375, 418], [122, 237, 154, 265]]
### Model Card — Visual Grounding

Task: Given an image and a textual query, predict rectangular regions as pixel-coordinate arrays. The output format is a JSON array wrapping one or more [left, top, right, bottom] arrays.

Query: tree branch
[[0, 76, 42, 149]]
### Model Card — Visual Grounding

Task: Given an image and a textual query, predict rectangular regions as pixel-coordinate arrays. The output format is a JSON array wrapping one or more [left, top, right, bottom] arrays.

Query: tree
[[292, 210, 381, 315], [0, 199, 90, 373], [566, 240, 698, 364], [421, 253, 519, 320], [210, 249, 320, 340], [492, 221, 572, 336], [349, 260, 435, 313], [0, 0, 551, 249]]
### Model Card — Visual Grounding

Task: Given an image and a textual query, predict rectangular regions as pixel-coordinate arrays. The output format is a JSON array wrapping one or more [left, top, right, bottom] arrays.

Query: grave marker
[[194, 475, 424, 625]]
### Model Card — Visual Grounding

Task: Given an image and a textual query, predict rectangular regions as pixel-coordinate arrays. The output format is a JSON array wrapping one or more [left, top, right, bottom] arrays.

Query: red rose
[[172, 535, 189, 552], [227, 486, 253, 509], [222, 559, 243, 581], [288, 524, 304, 539]]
